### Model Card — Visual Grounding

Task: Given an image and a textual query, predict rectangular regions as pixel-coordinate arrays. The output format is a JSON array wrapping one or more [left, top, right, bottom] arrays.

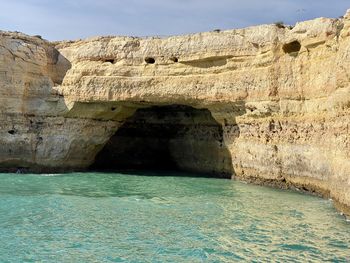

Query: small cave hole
[[282, 41, 301, 54], [8, 130, 16, 135], [103, 59, 116, 64], [145, 57, 155, 64], [170, 56, 178, 63], [111, 107, 116, 111]]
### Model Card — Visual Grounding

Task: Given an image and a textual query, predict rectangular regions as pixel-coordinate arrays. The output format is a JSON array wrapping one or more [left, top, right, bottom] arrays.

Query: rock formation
[[1, 10, 350, 214]]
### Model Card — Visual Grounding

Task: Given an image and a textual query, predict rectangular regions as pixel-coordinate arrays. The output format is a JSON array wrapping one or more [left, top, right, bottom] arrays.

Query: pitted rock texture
[[1, 10, 350, 214]]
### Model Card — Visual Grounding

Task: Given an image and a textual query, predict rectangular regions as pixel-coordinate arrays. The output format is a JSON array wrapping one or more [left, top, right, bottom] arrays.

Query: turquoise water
[[0, 172, 349, 262]]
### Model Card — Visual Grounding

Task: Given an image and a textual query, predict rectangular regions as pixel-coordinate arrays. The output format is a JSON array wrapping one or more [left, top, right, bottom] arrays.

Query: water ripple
[[0, 172, 349, 262]]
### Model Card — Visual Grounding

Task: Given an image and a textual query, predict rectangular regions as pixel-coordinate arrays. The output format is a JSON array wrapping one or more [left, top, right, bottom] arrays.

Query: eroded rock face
[[0, 10, 350, 214]]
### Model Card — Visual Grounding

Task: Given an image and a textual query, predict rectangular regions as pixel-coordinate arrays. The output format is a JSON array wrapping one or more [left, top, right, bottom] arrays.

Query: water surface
[[0, 172, 349, 262]]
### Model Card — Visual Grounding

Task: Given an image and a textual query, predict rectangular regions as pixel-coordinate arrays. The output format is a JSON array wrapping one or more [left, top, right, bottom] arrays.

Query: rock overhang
[[0, 10, 350, 216]]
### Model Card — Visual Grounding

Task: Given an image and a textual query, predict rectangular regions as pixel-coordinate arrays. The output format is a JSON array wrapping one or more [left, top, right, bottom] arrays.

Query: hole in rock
[[90, 105, 234, 178], [170, 57, 178, 63], [145, 57, 155, 64], [282, 41, 301, 54], [8, 130, 16, 135], [103, 59, 115, 64]]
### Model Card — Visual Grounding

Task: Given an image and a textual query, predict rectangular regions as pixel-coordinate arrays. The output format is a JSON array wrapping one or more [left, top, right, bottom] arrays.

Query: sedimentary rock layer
[[0, 10, 350, 214]]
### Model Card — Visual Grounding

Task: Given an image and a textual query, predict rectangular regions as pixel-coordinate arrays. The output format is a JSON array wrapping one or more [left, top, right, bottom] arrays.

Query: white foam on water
[[37, 173, 63, 177]]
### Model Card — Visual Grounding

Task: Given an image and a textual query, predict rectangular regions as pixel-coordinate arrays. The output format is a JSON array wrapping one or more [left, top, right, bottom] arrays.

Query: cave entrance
[[90, 105, 233, 178]]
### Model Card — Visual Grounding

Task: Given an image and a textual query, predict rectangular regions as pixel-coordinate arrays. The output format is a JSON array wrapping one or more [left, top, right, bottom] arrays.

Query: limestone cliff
[[1, 10, 350, 214]]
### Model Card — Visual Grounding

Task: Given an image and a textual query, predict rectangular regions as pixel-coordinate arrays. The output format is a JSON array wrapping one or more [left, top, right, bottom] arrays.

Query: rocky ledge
[[1, 10, 350, 215]]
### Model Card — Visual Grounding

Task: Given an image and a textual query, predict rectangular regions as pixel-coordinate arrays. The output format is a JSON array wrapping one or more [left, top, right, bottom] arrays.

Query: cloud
[[0, 0, 348, 40]]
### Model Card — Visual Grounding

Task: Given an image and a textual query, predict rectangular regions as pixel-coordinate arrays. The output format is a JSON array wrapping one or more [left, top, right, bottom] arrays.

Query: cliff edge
[[1, 10, 350, 215]]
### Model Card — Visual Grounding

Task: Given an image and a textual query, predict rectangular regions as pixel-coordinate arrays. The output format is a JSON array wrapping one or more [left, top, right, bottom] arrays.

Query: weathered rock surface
[[1, 10, 350, 214]]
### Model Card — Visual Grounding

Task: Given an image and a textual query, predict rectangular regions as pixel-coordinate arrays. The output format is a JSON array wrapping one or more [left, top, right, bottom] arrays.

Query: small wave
[[37, 173, 63, 177]]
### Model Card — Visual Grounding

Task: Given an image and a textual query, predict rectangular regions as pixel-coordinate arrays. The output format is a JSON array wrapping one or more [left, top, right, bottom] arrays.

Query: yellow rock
[[0, 11, 350, 214]]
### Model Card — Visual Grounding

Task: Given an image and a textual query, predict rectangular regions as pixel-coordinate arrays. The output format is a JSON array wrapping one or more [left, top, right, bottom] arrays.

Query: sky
[[0, 0, 349, 41]]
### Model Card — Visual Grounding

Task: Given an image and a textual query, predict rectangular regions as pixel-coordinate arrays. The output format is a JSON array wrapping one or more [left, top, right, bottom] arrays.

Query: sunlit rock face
[[0, 10, 350, 213]]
